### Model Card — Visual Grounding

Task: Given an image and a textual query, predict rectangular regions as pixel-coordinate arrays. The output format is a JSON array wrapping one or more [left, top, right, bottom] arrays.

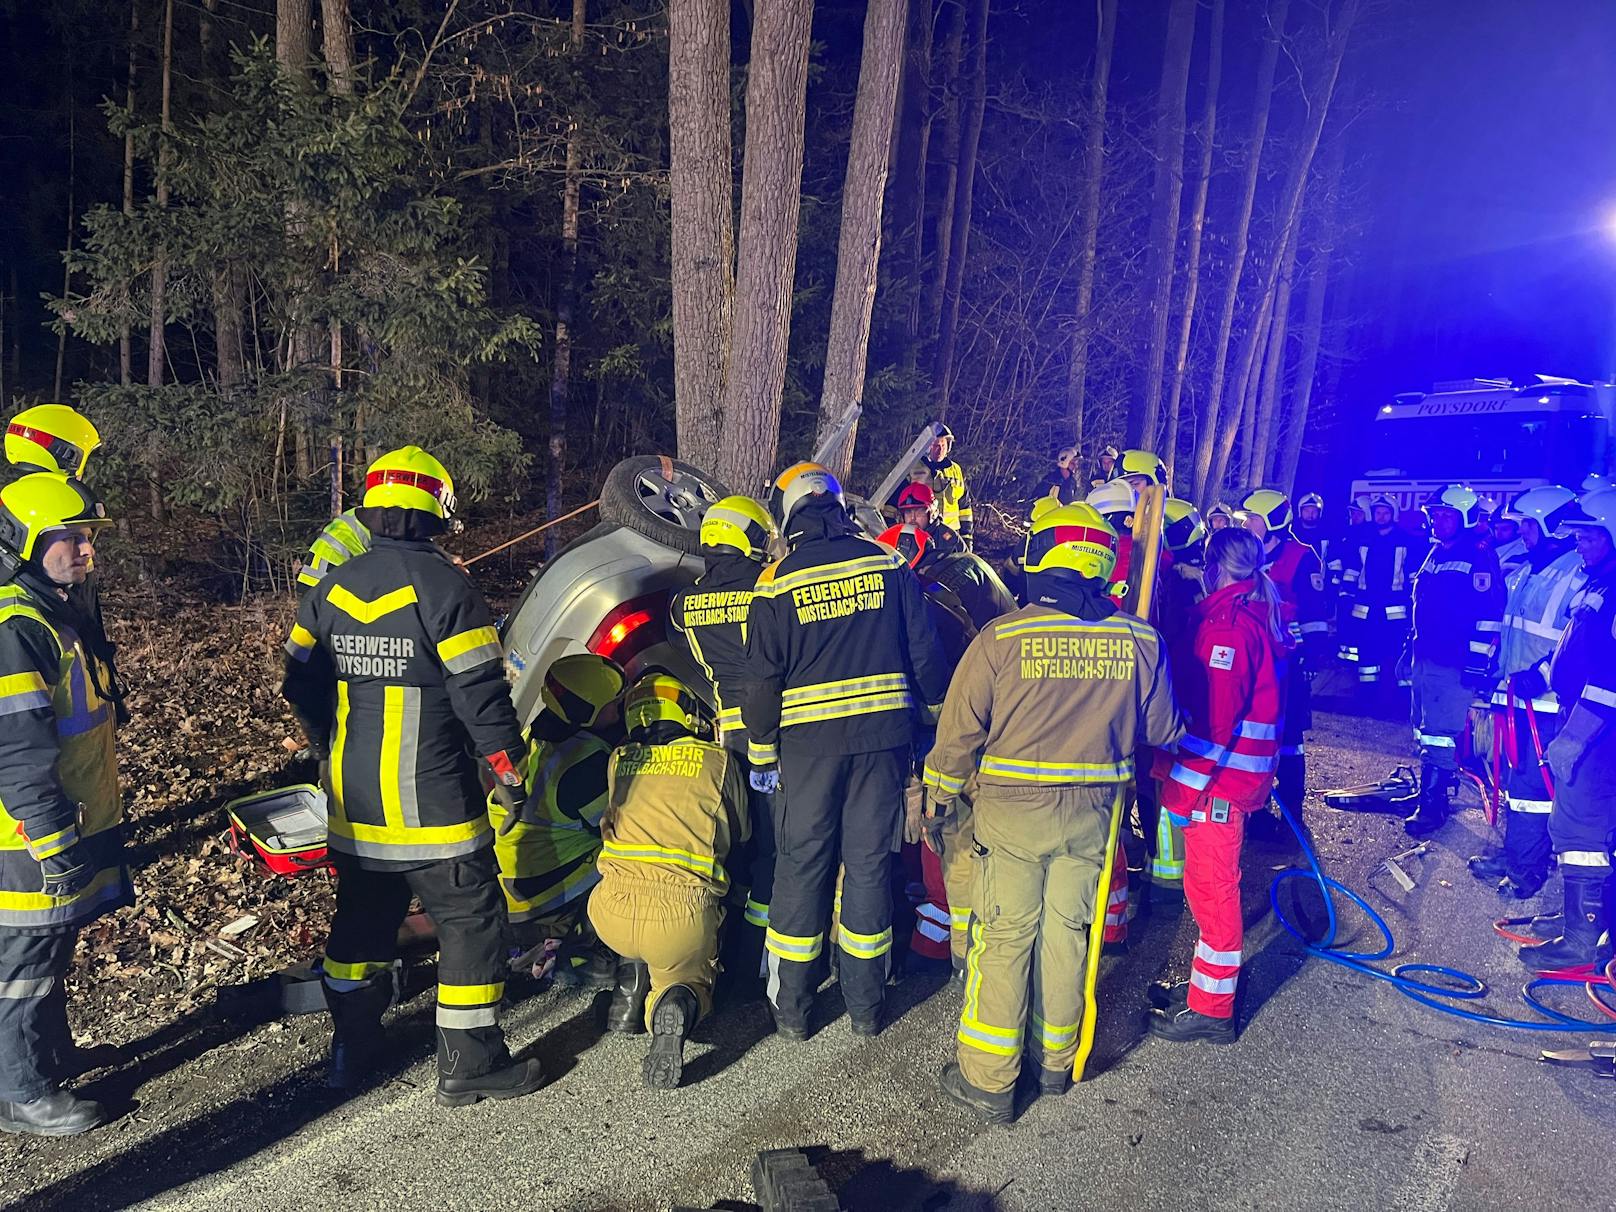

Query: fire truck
[[1349, 376, 1615, 519]]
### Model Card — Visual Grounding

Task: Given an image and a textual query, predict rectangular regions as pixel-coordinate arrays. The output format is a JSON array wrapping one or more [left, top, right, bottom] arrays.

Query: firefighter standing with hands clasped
[[924, 502, 1182, 1123]]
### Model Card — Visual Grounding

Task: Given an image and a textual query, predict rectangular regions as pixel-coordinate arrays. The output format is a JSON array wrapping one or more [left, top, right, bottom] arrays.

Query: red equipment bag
[[225, 784, 333, 877]]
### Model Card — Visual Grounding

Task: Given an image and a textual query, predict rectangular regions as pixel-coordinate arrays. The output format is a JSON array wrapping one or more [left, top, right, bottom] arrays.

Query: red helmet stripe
[[1047, 523, 1117, 551], [365, 468, 445, 498], [7, 423, 54, 450]]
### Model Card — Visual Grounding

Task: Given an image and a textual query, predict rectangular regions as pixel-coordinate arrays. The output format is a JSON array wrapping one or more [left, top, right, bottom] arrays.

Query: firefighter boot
[[1402, 765, 1451, 839], [1467, 852, 1507, 881], [1520, 877, 1604, 970], [1147, 1005, 1236, 1044], [606, 959, 651, 1035], [324, 978, 394, 1091], [437, 1056, 546, 1106], [643, 985, 699, 1090], [938, 1062, 1013, 1125], [0, 1088, 106, 1138]]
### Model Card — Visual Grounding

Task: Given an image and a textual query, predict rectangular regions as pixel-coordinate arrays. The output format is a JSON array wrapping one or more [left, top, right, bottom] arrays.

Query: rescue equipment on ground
[[226, 784, 333, 877]]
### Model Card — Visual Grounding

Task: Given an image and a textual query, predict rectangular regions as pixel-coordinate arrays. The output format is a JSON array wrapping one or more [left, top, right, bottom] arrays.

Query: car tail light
[[587, 592, 669, 665]]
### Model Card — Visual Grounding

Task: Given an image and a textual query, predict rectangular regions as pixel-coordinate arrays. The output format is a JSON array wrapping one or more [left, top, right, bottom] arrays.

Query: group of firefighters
[[3, 403, 1616, 1138]]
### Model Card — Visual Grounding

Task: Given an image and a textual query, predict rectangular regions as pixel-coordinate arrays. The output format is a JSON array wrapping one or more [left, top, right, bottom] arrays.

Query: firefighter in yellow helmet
[[0, 474, 130, 1136], [282, 445, 543, 1105], [289, 446, 447, 591], [588, 675, 749, 1088], [924, 502, 1183, 1123], [489, 653, 625, 989], [1110, 449, 1169, 493], [670, 496, 779, 988]]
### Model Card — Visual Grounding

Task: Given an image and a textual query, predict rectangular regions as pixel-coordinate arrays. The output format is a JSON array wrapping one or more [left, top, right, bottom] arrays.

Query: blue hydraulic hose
[[1267, 792, 1611, 1032]]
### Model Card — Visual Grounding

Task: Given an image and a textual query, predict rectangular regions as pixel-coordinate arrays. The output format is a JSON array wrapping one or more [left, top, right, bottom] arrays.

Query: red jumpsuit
[[1153, 580, 1287, 1017]]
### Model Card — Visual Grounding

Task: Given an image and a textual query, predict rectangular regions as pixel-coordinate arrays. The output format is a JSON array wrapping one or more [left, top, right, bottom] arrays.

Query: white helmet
[[1085, 479, 1137, 522], [1555, 487, 1616, 544], [1581, 472, 1614, 495], [1506, 485, 1576, 530]]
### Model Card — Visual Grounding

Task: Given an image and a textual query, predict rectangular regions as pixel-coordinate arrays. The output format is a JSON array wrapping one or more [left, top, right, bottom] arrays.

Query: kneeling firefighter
[[924, 503, 1183, 1123], [489, 653, 624, 982], [283, 446, 543, 1105], [587, 676, 749, 1088], [0, 474, 132, 1137]]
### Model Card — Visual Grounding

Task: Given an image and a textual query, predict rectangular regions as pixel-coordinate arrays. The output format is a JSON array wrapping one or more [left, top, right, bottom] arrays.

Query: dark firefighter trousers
[[1501, 707, 1559, 887], [0, 930, 78, 1103], [767, 746, 906, 1027], [324, 848, 510, 1079]]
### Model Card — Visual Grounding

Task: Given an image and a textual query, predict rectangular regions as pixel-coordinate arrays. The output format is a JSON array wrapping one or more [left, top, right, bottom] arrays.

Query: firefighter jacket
[[1296, 521, 1343, 587], [671, 553, 761, 752], [282, 536, 524, 871], [1341, 524, 1415, 626], [1263, 536, 1329, 646], [922, 582, 1184, 803], [1152, 581, 1287, 813], [1411, 530, 1504, 671], [742, 499, 950, 766], [487, 725, 611, 922], [1546, 557, 1616, 787], [297, 509, 372, 590], [597, 735, 750, 899], [0, 574, 132, 931], [1483, 539, 1583, 714], [1495, 537, 1529, 580], [924, 456, 975, 540], [1032, 469, 1081, 507]]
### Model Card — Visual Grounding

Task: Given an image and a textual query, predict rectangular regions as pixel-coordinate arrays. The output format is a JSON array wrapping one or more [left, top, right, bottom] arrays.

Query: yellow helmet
[[1023, 502, 1118, 580], [622, 674, 708, 739], [6, 405, 101, 478], [1111, 449, 1168, 487], [1028, 495, 1062, 524], [0, 473, 111, 562], [540, 653, 626, 728], [1163, 497, 1207, 553], [769, 461, 844, 528], [1239, 488, 1293, 536], [362, 446, 456, 518], [699, 495, 777, 562]]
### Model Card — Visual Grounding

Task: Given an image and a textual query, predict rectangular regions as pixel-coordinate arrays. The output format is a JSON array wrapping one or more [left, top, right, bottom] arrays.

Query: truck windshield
[[1363, 411, 1605, 482]]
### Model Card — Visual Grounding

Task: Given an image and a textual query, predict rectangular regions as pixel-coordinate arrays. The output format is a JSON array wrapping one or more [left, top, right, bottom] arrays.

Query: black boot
[[324, 977, 395, 1090], [1403, 765, 1451, 839], [938, 1062, 1013, 1125], [1147, 1005, 1236, 1044], [1526, 913, 1564, 940], [1520, 877, 1604, 970], [1468, 852, 1507, 880], [606, 959, 651, 1034], [437, 1057, 546, 1107], [1034, 1065, 1072, 1097], [0, 1088, 106, 1137], [1147, 979, 1190, 1012], [643, 985, 699, 1090]]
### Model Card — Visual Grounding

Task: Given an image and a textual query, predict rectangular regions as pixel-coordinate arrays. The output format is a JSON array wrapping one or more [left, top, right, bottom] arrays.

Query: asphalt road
[[7, 708, 1616, 1212]]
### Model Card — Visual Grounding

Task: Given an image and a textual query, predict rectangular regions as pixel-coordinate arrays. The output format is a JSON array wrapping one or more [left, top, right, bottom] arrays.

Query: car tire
[[598, 455, 732, 556]]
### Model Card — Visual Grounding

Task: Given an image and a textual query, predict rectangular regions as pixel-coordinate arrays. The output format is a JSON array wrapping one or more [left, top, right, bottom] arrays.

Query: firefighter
[[670, 495, 777, 988], [1091, 444, 1120, 489], [1295, 492, 1342, 589], [1086, 480, 1137, 584], [923, 425, 974, 549], [282, 445, 543, 1105], [1148, 526, 1288, 1043], [1238, 490, 1328, 833], [5, 405, 127, 728], [1491, 505, 1527, 579], [0, 475, 130, 1137], [1207, 502, 1236, 532], [886, 481, 965, 562], [1111, 449, 1169, 494], [1466, 487, 1582, 899], [587, 676, 749, 1088], [1338, 495, 1415, 693], [924, 503, 1183, 1122], [297, 508, 373, 591], [1516, 489, 1616, 968], [1034, 447, 1083, 507], [1402, 485, 1504, 839], [743, 462, 949, 1040], [488, 653, 624, 987]]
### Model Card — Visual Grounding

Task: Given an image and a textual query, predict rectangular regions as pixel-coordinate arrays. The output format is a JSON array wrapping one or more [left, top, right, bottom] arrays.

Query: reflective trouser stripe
[[765, 928, 823, 961], [323, 957, 393, 984], [744, 898, 770, 928], [1507, 796, 1553, 815], [1559, 851, 1611, 869], [0, 977, 52, 1000], [1190, 970, 1238, 995], [1194, 940, 1242, 966], [437, 1005, 499, 1029], [837, 925, 892, 959], [437, 980, 503, 1029], [1031, 1013, 1079, 1052]]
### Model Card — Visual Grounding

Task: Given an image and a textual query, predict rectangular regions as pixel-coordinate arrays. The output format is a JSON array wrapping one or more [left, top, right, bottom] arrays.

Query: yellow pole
[[1073, 484, 1166, 1082]]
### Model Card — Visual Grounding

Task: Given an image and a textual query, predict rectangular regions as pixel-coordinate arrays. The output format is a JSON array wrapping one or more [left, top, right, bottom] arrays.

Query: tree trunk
[[717, 0, 814, 493], [892, 0, 933, 376], [922, 0, 965, 346], [1206, 0, 1358, 501], [277, 0, 311, 70], [1279, 127, 1347, 494], [146, 0, 175, 521], [54, 57, 75, 401], [1250, 218, 1300, 486], [548, 0, 587, 556], [320, 0, 355, 93], [214, 266, 247, 392], [120, 0, 139, 388], [1130, 0, 1197, 451], [930, 0, 988, 416], [1163, 0, 1223, 483], [668, 0, 734, 475], [816, 0, 908, 481], [1064, 0, 1117, 449], [1188, 0, 1288, 504]]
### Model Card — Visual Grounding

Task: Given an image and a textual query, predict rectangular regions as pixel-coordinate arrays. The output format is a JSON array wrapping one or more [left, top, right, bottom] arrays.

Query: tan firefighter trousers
[[956, 783, 1119, 1093], [589, 874, 723, 1028]]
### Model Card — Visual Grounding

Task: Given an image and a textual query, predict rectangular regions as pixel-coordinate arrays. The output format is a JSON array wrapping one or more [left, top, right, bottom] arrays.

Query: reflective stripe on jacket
[[671, 555, 761, 752], [297, 510, 372, 589], [0, 581, 131, 930], [1412, 531, 1504, 668], [925, 457, 974, 537], [488, 731, 611, 921], [1489, 543, 1582, 711]]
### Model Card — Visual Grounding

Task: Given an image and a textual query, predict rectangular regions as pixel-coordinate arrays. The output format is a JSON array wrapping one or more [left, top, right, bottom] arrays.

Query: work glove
[[921, 795, 953, 856], [749, 768, 779, 796], [484, 747, 530, 835], [903, 780, 925, 845], [41, 846, 94, 899], [1509, 667, 1548, 703]]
